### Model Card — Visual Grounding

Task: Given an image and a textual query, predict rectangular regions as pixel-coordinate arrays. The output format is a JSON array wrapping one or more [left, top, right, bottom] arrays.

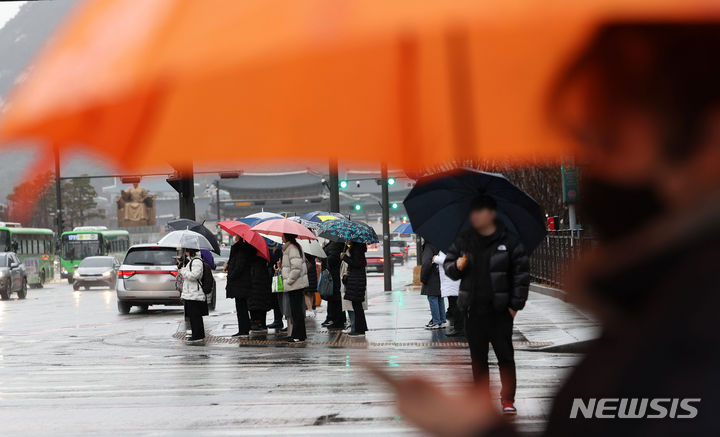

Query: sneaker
[[438, 321, 448, 328], [425, 319, 434, 328], [231, 332, 249, 338], [425, 323, 438, 330], [501, 400, 517, 415], [187, 337, 205, 343], [321, 320, 332, 327], [287, 338, 305, 343], [267, 321, 283, 329], [347, 331, 366, 337]]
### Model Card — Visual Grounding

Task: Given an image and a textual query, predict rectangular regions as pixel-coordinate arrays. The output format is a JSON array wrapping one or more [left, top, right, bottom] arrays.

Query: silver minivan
[[116, 244, 216, 314]]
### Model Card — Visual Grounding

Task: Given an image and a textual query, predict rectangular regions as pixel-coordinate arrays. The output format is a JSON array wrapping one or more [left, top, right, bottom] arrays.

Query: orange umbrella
[[0, 0, 718, 174]]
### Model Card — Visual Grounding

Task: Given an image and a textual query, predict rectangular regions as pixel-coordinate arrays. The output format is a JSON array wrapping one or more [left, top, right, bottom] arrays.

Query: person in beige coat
[[280, 233, 309, 342]]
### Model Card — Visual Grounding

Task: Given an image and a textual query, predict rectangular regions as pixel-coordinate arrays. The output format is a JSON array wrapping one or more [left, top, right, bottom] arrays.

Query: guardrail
[[529, 229, 596, 289]]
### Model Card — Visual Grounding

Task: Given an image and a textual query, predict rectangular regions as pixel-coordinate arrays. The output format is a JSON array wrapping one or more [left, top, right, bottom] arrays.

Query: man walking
[[444, 194, 529, 415]]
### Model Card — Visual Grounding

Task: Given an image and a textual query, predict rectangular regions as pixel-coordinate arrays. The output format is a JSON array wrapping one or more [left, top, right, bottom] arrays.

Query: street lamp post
[[381, 163, 392, 292], [328, 158, 340, 213], [53, 145, 63, 235]]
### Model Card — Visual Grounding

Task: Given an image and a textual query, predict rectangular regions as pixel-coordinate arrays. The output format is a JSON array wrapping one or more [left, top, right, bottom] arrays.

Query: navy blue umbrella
[[403, 168, 546, 253], [300, 211, 346, 222]]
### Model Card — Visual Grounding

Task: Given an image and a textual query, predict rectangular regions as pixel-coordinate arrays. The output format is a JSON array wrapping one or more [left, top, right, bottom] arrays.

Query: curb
[[530, 283, 567, 301]]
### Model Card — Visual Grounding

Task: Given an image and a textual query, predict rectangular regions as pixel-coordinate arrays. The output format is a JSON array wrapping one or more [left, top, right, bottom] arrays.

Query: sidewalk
[[167, 266, 599, 435]]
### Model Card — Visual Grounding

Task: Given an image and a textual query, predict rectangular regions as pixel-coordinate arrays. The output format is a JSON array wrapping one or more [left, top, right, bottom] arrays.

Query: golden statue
[[117, 182, 156, 226]]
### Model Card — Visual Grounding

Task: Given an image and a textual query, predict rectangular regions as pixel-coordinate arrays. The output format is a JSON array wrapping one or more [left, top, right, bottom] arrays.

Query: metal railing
[[529, 229, 596, 289]]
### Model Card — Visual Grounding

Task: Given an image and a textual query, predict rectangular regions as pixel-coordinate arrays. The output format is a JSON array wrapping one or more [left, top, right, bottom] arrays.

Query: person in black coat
[[342, 242, 367, 336], [420, 242, 445, 329], [225, 236, 257, 337], [303, 253, 318, 316], [443, 195, 529, 411], [266, 245, 284, 331], [321, 241, 346, 329], [248, 256, 272, 331]]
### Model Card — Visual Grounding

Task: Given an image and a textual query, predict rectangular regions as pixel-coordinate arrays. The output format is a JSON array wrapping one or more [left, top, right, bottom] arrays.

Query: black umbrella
[[403, 168, 546, 253], [167, 218, 221, 254]]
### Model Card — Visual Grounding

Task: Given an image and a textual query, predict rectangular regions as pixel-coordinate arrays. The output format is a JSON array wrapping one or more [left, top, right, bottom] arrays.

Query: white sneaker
[[425, 323, 438, 330], [425, 319, 434, 328]]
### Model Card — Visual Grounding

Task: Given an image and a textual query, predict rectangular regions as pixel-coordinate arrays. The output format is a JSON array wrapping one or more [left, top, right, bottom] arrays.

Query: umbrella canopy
[[246, 212, 284, 221], [393, 222, 414, 235], [288, 216, 321, 233], [158, 230, 215, 252], [300, 211, 345, 223], [167, 218, 220, 254], [217, 220, 270, 261], [251, 218, 317, 241], [3, 1, 714, 179], [318, 219, 379, 244], [403, 168, 546, 253], [264, 234, 327, 258]]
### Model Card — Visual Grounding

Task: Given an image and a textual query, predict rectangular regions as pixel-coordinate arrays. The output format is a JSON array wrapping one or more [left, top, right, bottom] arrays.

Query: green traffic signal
[[354, 204, 362, 211], [339, 180, 348, 189], [387, 177, 396, 185], [391, 202, 399, 209]]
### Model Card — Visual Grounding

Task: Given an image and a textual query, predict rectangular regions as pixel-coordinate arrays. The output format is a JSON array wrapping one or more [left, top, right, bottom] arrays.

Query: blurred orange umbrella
[[0, 0, 718, 173]]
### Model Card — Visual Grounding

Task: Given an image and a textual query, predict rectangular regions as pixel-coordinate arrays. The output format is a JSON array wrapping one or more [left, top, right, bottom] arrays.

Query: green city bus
[[60, 227, 130, 283], [0, 222, 55, 287]]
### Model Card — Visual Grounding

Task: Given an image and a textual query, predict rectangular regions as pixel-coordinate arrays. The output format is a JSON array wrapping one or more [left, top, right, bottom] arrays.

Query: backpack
[[191, 258, 215, 295], [317, 269, 334, 299]]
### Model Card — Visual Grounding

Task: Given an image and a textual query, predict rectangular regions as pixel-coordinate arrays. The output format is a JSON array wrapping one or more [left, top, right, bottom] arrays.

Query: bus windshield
[[0, 230, 9, 252], [62, 234, 102, 260]]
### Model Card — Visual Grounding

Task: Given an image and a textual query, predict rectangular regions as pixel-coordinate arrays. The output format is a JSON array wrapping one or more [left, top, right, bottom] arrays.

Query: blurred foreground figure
[[378, 23, 720, 436]]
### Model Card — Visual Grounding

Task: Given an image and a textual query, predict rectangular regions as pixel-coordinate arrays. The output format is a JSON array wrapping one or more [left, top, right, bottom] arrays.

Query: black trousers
[[447, 296, 464, 331], [327, 295, 346, 327], [184, 300, 206, 340], [250, 309, 266, 327], [272, 294, 283, 323], [465, 308, 516, 402], [351, 300, 367, 333], [234, 297, 251, 335], [288, 290, 307, 340]]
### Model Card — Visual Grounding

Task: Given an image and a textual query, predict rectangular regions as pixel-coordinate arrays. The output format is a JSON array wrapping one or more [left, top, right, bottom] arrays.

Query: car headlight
[[0, 271, 4, 278], [61, 267, 68, 274], [73, 271, 80, 278], [102, 270, 112, 278]]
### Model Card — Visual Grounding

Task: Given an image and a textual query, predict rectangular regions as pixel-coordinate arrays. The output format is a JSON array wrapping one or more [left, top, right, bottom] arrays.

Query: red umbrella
[[218, 220, 270, 261], [251, 218, 317, 241]]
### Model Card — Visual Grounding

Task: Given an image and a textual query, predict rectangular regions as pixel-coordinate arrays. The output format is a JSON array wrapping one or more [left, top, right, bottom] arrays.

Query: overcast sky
[[0, 1, 25, 31]]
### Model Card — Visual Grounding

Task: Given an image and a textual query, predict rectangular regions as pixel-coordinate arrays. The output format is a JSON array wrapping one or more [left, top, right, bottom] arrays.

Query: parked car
[[116, 244, 216, 314], [212, 246, 231, 271], [365, 246, 393, 274], [389, 241, 408, 265], [0, 252, 27, 300], [72, 256, 119, 290]]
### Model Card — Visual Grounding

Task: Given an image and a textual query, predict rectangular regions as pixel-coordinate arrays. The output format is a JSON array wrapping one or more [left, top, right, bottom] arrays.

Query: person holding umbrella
[[178, 248, 208, 342], [321, 241, 347, 330], [443, 194, 529, 415], [226, 235, 257, 338], [280, 233, 310, 342], [342, 242, 368, 337], [420, 241, 445, 330]]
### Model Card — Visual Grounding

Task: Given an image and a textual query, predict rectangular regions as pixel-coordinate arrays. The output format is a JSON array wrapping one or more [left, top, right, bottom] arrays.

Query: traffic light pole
[[329, 158, 340, 213], [381, 163, 392, 292], [53, 145, 63, 235]]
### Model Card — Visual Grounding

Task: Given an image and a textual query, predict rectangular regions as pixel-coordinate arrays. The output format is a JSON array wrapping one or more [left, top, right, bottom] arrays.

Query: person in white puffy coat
[[433, 251, 462, 336], [178, 249, 208, 341]]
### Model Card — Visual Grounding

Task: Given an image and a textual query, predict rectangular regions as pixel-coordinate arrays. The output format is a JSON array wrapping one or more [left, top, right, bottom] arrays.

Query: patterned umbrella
[[288, 216, 321, 232], [318, 219, 379, 244]]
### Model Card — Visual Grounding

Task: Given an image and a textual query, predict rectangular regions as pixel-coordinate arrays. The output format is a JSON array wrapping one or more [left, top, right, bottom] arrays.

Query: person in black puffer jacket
[[303, 253, 318, 316], [321, 241, 346, 329], [342, 242, 367, 336], [443, 195, 529, 410], [248, 256, 272, 331], [226, 236, 258, 337]]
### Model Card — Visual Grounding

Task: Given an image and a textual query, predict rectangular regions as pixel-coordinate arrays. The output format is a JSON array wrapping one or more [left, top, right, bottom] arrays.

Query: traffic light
[[353, 203, 362, 211], [391, 202, 399, 209], [339, 180, 348, 189], [387, 177, 396, 185]]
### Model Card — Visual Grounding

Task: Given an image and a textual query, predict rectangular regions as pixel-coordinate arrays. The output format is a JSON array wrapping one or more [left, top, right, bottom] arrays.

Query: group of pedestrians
[[180, 231, 370, 344]]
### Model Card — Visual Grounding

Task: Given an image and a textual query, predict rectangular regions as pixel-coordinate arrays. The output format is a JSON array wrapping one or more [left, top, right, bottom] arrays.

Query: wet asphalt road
[[0, 265, 587, 436]]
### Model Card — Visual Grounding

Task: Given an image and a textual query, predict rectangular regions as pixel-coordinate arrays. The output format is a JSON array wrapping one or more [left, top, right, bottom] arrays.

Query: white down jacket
[[433, 251, 459, 297], [281, 242, 309, 291]]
